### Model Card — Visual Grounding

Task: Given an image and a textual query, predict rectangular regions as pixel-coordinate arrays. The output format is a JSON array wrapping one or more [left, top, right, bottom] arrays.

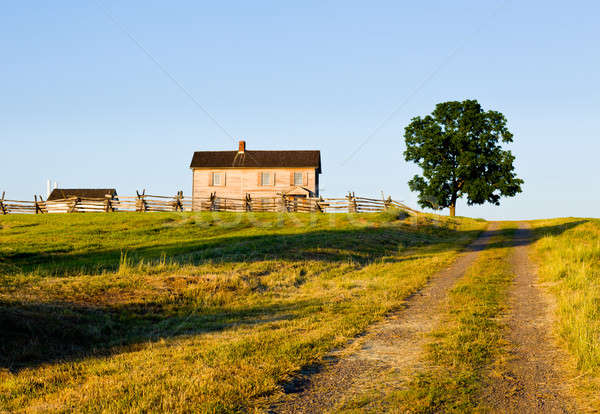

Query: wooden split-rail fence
[[0, 191, 418, 216]]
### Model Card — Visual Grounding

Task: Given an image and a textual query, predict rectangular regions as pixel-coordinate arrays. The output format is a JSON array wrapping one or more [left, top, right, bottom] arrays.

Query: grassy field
[[530, 218, 600, 409], [0, 211, 486, 413]]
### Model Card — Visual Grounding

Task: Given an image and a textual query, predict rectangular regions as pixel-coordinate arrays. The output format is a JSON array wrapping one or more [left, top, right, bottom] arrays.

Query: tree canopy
[[404, 99, 523, 217]]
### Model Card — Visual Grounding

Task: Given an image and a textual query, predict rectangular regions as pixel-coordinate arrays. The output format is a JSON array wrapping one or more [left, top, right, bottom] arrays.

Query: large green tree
[[404, 99, 523, 217]]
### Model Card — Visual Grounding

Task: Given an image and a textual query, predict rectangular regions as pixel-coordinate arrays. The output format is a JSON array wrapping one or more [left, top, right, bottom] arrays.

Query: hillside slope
[[0, 211, 485, 412]]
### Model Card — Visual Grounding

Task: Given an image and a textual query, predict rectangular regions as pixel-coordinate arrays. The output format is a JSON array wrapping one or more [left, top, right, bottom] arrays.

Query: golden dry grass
[[0, 211, 486, 413], [530, 218, 600, 411]]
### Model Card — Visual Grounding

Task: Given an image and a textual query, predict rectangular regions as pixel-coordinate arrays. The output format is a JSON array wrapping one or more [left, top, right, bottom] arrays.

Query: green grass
[[0, 211, 485, 413], [529, 218, 600, 409], [352, 223, 516, 413]]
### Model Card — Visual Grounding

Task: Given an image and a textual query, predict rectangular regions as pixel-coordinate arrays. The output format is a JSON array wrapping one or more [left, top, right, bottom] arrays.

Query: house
[[46, 188, 118, 213], [190, 141, 321, 209]]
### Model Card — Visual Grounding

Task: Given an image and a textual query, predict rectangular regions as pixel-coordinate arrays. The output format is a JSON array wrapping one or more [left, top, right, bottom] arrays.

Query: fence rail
[[0, 191, 419, 216]]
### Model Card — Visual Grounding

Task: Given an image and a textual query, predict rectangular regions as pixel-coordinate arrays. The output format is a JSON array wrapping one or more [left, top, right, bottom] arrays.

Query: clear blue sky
[[2, 1, 598, 219]]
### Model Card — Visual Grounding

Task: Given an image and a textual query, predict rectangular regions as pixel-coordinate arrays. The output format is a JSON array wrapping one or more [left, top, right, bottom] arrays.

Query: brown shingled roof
[[47, 188, 117, 201], [190, 150, 322, 173]]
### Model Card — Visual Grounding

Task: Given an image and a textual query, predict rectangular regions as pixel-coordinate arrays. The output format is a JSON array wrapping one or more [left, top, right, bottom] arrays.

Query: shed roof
[[47, 188, 117, 201], [190, 150, 321, 173]]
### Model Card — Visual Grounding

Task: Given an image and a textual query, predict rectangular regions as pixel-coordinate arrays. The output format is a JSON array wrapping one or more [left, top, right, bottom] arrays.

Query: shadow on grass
[[0, 219, 588, 372], [0, 296, 322, 372], [479, 219, 588, 251], [1, 222, 482, 276]]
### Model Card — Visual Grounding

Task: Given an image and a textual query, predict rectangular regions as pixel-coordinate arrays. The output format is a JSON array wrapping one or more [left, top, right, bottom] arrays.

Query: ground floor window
[[212, 172, 225, 186], [261, 172, 273, 186], [293, 172, 303, 186]]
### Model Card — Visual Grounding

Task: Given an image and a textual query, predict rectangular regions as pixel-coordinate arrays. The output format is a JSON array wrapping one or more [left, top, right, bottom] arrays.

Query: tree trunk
[[449, 190, 458, 217]]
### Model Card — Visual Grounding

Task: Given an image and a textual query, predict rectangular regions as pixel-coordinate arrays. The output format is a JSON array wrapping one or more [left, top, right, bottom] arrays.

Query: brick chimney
[[238, 140, 246, 153]]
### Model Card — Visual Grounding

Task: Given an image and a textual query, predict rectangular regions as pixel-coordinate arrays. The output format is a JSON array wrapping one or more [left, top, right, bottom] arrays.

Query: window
[[212, 172, 225, 186], [260, 172, 273, 186], [293, 172, 304, 186]]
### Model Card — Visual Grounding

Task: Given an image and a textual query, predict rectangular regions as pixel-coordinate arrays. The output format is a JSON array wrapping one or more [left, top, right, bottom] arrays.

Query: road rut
[[270, 224, 498, 413], [483, 223, 576, 413]]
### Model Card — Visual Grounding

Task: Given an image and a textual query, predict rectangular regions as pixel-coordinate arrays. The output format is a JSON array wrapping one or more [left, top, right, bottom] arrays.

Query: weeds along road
[[270, 223, 578, 413], [270, 224, 499, 413]]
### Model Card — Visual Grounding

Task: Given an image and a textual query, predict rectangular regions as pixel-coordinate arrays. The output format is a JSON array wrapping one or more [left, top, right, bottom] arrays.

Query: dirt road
[[270, 225, 498, 413], [482, 224, 576, 413]]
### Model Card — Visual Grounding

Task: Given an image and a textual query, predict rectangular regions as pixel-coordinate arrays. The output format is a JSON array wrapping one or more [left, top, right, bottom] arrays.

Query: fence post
[[209, 192, 216, 211], [104, 195, 114, 212], [39, 195, 46, 214], [244, 194, 252, 212], [347, 192, 357, 213], [173, 191, 184, 212], [315, 197, 324, 213], [280, 194, 290, 212], [384, 196, 392, 210], [0, 192, 6, 215], [136, 190, 147, 212], [68, 197, 79, 213], [34, 195, 44, 214]]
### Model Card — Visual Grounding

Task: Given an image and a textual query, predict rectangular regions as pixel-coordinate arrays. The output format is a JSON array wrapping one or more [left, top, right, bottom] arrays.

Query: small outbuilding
[[46, 188, 118, 213]]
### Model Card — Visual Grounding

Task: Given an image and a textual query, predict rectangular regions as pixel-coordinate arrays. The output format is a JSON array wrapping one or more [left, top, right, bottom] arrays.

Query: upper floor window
[[293, 172, 304, 186], [212, 172, 225, 186], [260, 172, 273, 186]]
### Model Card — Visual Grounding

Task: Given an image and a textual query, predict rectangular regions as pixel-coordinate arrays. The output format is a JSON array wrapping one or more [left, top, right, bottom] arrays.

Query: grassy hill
[[0, 211, 485, 412]]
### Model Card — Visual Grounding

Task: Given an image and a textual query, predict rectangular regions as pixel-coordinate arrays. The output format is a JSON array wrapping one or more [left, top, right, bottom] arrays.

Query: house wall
[[46, 201, 72, 214], [192, 167, 318, 207], [46, 196, 117, 213]]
